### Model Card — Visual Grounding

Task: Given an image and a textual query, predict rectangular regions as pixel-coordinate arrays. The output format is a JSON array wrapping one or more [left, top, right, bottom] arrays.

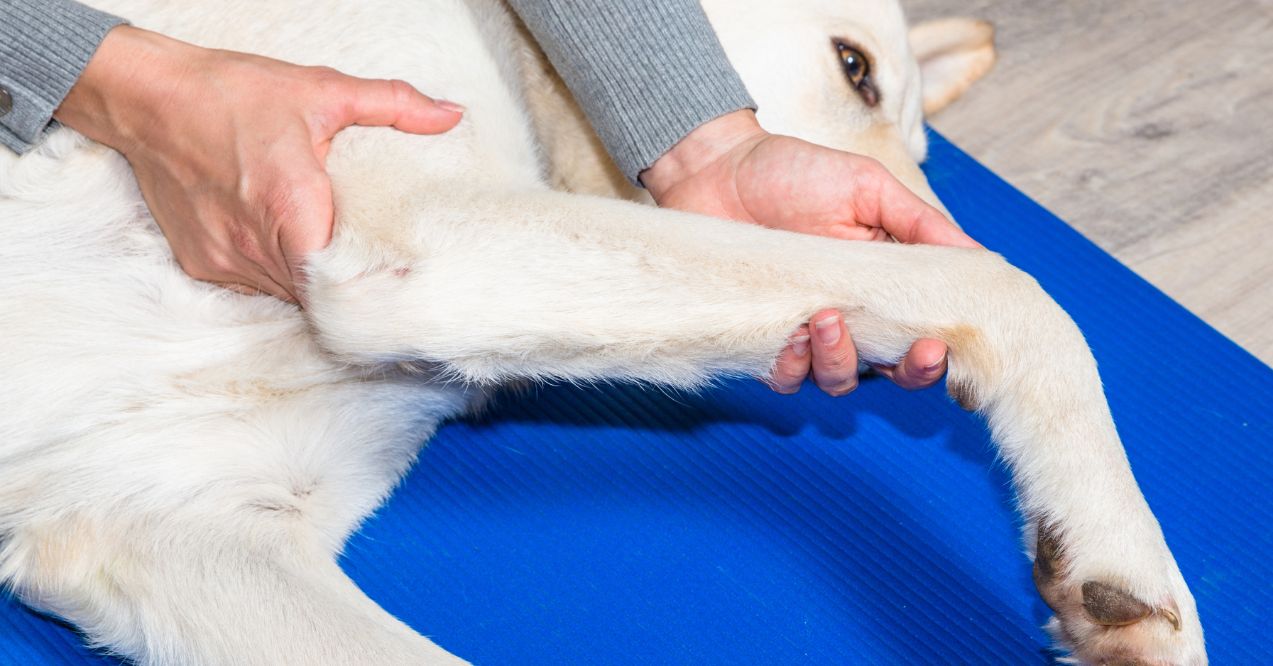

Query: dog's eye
[[836, 42, 868, 85], [832, 39, 879, 107]]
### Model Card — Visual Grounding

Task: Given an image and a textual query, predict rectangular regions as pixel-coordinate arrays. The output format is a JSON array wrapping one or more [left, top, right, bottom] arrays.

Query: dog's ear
[[908, 17, 996, 116]]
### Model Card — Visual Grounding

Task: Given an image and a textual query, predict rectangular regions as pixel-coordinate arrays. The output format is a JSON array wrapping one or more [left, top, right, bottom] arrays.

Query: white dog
[[0, 0, 1206, 664]]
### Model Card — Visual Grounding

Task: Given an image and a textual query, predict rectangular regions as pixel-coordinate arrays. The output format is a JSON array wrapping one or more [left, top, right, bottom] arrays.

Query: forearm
[[0, 0, 126, 154], [506, 0, 755, 184]]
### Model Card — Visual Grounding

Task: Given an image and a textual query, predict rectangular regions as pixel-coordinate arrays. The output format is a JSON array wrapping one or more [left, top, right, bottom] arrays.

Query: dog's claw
[[1160, 607, 1182, 632]]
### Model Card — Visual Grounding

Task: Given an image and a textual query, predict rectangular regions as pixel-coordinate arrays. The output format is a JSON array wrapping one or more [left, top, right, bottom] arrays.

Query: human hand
[[55, 26, 465, 303], [641, 110, 979, 396]]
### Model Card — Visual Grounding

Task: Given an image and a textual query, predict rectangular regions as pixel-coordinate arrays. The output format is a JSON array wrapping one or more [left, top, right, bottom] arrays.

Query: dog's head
[[700, 0, 995, 206]]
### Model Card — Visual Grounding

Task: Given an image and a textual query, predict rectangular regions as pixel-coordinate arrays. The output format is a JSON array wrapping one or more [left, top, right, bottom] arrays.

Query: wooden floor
[[903, 0, 1273, 365]]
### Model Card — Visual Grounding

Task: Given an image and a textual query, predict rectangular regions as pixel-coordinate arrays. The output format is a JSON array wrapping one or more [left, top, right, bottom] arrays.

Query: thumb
[[335, 76, 465, 135], [855, 162, 980, 249], [277, 168, 337, 306]]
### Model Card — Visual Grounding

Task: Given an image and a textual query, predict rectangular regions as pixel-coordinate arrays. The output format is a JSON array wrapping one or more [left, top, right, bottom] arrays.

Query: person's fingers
[[246, 271, 296, 303], [235, 212, 302, 304], [851, 159, 980, 249], [766, 325, 812, 394], [209, 263, 294, 302], [254, 250, 300, 303], [808, 310, 860, 397], [165, 223, 293, 302], [873, 338, 948, 390], [213, 281, 264, 297], [332, 75, 464, 135], [166, 205, 306, 303], [274, 167, 337, 304]]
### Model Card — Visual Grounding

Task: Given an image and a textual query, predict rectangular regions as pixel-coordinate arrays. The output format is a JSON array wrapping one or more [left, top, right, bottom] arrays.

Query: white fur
[[0, 0, 1204, 664]]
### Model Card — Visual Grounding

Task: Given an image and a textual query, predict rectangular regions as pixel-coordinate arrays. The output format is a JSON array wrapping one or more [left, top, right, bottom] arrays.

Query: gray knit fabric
[[0, 0, 126, 153], [508, 0, 756, 183]]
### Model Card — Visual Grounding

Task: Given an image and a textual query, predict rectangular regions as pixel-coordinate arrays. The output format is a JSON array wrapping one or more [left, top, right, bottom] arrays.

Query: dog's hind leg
[[0, 383, 473, 666], [4, 517, 463, 666], [308, 187, 1206, 665]]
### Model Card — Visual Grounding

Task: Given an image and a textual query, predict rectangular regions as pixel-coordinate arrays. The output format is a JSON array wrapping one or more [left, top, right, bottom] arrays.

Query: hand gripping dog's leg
[[307, 188, 1205, 664]]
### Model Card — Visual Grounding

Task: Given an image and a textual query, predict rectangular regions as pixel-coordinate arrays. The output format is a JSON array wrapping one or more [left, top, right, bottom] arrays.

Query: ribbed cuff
[[0, 0, 127, 154], [509, 0, 756, 184]]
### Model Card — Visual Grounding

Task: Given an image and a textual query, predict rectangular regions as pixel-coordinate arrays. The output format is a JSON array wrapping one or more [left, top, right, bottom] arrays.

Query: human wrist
[[639, 109, 768, 202], [54, 25, 199, 151]]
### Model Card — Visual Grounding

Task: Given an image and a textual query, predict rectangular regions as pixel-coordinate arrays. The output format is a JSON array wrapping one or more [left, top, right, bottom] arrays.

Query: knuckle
[[819, 350, 854, 370], [852, 157, 889, 191], [386, 78, 413, 102], [858, 155, 886, 175], [306, 67, 354, 112], [308, 65, 343, 85], [302, 67, 344, 101]]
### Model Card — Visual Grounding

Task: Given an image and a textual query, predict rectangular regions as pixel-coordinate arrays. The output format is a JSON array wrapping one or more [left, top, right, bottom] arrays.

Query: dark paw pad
[[1081, 581, 1153, 627]]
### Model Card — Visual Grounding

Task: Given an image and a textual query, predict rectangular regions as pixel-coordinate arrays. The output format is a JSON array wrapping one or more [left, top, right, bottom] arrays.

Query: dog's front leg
[[307, 187, 1205, 665]]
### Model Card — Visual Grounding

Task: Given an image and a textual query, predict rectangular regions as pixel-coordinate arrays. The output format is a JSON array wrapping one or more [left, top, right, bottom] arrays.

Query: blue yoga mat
[[3, 133, 1269, 664]]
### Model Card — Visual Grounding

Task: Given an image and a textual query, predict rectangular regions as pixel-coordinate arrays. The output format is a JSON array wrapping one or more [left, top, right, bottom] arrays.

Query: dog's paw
[[1032, 522, 1207, 666]]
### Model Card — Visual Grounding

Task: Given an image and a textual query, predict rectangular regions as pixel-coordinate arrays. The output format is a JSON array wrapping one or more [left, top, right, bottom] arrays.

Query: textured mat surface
[[3, 133, 1270, 664]]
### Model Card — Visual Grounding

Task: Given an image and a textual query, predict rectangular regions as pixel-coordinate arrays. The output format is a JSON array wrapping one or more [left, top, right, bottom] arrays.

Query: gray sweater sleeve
[[506, 0, 755, 184], [0, 0, 126, 154]]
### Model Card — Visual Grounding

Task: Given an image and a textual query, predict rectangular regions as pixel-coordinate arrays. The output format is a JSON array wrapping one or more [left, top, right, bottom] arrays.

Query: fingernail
[[814, 315, 841, 345], [436, 100, 466, 113], [790, 334, 810, 358]]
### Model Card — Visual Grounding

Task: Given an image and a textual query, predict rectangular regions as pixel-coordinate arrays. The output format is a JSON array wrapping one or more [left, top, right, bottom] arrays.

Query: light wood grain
[[903, 0, 1273, 365]]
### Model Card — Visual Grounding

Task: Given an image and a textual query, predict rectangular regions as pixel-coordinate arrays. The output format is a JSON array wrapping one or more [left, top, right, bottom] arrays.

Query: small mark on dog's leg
[[1034, 521, 1061, 581], [948, 380, 978, 411]]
